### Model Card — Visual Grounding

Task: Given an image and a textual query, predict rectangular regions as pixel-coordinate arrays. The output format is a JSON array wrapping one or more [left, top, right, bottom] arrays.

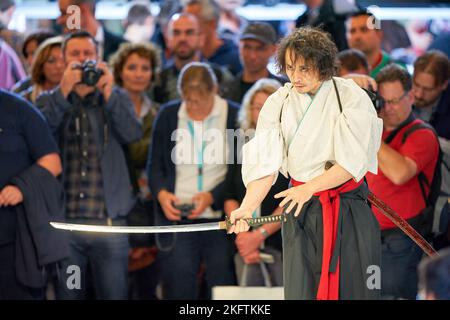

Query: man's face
[[413, 71, 447, 108], [64, 37, 98, 66], [168, 16, 202, 61], [239, 39, 275, 74], [285, 49, 322, 95], [346, 15, 382, 56], [378, 80, 414, 130]]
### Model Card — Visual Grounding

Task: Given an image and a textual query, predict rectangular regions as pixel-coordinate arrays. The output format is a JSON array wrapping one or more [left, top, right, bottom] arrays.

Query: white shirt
[[242, 77, 383, 187], [174, 95, 229, 219]]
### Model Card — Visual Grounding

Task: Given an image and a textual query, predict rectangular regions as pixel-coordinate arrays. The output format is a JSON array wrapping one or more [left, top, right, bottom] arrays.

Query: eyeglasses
[[383, 91, 409, 105]]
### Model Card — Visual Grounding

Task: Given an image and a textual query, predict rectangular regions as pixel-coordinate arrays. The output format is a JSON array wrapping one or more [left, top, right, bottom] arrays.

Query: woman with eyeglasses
[[148, 62, 239, 299]]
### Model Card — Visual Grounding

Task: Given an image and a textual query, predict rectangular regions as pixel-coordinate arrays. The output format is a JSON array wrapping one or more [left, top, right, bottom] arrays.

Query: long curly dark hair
[[276, 27, 338, 81]]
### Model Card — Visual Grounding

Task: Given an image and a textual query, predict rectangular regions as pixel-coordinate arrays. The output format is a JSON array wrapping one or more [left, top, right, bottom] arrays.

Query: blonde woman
[[224, 78, 288, 287], [19, 36, 64, 103]]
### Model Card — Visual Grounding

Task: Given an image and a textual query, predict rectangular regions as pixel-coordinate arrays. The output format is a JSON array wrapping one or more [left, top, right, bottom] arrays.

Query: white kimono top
[[242, 77, 383, 187]]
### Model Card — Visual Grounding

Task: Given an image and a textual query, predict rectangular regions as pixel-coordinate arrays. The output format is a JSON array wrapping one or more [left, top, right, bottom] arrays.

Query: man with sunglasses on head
[[366, 64, 440, 300]]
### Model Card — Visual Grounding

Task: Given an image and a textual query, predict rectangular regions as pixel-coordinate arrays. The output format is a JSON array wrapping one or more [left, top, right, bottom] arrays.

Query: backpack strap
[[401, 122, 440, 207], [401, 122, 436, 144]]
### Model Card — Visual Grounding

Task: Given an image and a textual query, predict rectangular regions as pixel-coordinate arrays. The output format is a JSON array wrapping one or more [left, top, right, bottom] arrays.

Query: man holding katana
[[229, 27, 383, 300]]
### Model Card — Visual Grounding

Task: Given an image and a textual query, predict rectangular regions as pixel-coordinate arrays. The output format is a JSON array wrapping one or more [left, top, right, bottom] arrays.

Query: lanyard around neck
[[187, 118, 213, 192]]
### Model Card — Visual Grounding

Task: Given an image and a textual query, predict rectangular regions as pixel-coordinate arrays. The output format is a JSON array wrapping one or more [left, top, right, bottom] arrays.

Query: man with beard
[[226, 22, 287, 104], [153, 13, 234, 104], [413, 50, 450, 130], [412, 50, 450, 237]]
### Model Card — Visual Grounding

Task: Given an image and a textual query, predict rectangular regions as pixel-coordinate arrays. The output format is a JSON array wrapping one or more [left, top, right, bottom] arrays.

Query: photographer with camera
[[36, 31, 142, 300], [148, 62, 239, 299], [365, 64, 440, 300]]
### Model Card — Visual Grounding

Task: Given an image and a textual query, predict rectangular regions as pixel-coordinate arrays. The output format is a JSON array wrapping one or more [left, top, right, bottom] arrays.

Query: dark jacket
[[430, 84, 450, 140], [36, 87, 143, 219], [103, 29, 126, 62], [225, 71, 288, 104], [11, 164, 69, 288], [207, 38, 242, 76], [148, 99, 239, 249], [295, 0, 349, 51]]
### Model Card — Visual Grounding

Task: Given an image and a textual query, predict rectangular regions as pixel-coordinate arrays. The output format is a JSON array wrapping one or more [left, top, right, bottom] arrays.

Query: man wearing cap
[[227, 22, 287, 104]]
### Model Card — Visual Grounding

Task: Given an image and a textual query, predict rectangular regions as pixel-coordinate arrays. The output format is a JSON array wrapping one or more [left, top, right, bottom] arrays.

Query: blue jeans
[[381, 232, 423, 300], [55, 218, 130, 300], [159, 227, 236, 300]]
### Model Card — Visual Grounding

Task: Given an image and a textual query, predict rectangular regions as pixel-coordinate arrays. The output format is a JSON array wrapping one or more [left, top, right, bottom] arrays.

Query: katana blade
[[49, 214, 285, 234], [50, 221, 222, 234]]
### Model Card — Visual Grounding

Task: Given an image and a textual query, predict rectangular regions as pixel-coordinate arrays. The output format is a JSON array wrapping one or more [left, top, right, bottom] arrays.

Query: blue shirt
[[0, 89, 58, 244]]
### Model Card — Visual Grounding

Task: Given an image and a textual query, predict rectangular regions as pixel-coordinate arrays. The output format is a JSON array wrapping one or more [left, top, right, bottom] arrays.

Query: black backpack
[[400, 123, 442, 210]]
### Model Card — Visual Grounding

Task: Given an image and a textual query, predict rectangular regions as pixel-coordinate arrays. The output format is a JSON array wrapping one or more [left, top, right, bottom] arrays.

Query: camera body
[[174, 203, 196, 220], [73, 60, 104, 86], [362, 87, 385, 112]]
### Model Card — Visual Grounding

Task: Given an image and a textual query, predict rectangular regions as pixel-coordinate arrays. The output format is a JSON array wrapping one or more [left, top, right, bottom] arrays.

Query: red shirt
[[366, 119, 439, 230]]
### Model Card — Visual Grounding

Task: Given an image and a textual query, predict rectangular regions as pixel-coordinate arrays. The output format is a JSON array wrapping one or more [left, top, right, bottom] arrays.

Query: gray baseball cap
[[239, 22, 277, 45]]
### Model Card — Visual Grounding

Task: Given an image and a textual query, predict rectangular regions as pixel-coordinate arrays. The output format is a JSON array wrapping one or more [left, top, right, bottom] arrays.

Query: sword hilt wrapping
[[244, 214, 285, 227], [223, 214, 286, 232]]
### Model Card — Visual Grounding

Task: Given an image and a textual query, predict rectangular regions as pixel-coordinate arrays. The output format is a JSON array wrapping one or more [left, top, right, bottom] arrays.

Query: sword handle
[[244, 214, 286, 227], [223, 213, 286, 232]]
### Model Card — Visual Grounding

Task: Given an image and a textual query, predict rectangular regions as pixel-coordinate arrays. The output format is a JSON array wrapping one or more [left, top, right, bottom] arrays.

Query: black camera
[[362, 87, 385, 112], [74, 60, 104, 86], [174, 203, 196, 219]]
